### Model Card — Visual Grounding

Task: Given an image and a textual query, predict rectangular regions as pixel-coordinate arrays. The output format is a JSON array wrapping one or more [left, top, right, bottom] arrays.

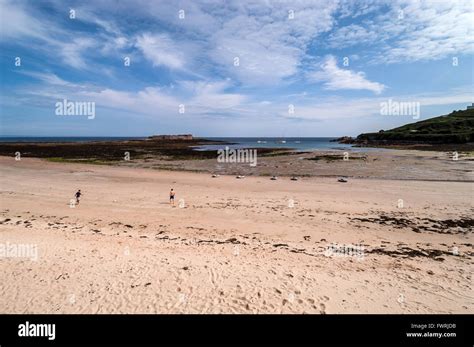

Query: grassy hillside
[[356, 108, 474, 144]]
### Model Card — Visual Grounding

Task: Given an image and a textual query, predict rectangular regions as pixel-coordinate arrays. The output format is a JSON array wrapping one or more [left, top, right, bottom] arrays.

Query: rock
[[332, 136, 355, 144], [147, 134, 193, 141]]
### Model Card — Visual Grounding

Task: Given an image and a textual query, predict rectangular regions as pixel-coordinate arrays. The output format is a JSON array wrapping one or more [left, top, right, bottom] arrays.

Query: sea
[[194, 137, 357, 152], [0, 137, 377, 152]]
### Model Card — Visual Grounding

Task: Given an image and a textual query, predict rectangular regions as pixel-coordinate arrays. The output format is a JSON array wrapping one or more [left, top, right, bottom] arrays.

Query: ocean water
[[0, 136, 376, 152], [194, 137, 370, 152]]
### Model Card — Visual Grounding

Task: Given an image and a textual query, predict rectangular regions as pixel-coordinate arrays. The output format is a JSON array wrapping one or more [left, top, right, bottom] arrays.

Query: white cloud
[[0, 1, 112, 71], [71, 79, 247, 118], [327, 24, 380, 48], [5, 0, 472, 82], [329, 0, 474, 63], [11, 64, 473, 131], [187, 80, 246, 109], [383, 0, 474, 62], [206, 1, 339, 84], [18, 71, 73, 87], [2, 0, 473, 133], [0, 0, 49, 41], [277, 90, 474, 121], [308, 56, 386, 94], [135, 33, 187, 70], [59, 38, 98, 69], [337, 0, 387, 19]]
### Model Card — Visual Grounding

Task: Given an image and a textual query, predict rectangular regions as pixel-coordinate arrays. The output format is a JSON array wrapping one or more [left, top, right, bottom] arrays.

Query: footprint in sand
[[319, 303, 326, 314], [317, 296, 329, 313]]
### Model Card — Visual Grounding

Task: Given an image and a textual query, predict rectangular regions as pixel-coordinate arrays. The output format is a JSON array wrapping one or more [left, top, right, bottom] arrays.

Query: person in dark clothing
[[169, 188, 175, 206], [75, 189, 82, 205]]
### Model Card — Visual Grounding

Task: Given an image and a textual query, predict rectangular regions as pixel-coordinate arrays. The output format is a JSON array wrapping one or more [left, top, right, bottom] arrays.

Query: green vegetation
[[356, 108, 474, 145]]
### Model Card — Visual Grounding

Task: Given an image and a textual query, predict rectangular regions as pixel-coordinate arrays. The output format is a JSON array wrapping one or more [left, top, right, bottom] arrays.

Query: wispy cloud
[[1, 0, 472, 136], [0, 0, 49, 41], [135, 33, 187, 70], [308, 56, 386, 94], [329, 0, 474, 63]]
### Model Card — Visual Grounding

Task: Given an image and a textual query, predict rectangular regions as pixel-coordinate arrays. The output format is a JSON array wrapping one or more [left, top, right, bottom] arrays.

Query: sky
[[0, 0, 473, 137]]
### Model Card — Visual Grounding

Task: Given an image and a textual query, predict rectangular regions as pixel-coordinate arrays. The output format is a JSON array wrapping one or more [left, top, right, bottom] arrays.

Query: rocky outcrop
[[331, 136, 355, 144], [147, 134, 193, 141]]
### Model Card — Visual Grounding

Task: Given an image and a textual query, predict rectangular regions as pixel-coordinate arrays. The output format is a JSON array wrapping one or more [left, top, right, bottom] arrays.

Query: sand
[[0, 155, 472, 313], [117, 148, 474, 181]]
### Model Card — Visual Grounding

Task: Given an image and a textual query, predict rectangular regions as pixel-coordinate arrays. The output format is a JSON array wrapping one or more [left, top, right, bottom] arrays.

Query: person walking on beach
[[75, 189, 82, 205], [169, 188, 175, 206]]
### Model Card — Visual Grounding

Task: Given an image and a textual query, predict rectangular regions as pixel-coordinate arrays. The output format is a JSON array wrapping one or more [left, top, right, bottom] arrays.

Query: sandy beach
[[117, 148, 474, 181], [0, 154, 472, 314]]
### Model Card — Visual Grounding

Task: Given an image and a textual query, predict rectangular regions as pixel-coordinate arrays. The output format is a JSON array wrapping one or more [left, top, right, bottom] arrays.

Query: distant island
[[336, 107, 474, 151], [147, 134, 194, 141]]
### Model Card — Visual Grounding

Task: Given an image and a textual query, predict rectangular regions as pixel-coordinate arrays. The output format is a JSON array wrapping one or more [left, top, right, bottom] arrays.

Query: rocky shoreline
[[333, 136, 474, 152], [333, 109, 474, 152], [0, 136, 289, 163]]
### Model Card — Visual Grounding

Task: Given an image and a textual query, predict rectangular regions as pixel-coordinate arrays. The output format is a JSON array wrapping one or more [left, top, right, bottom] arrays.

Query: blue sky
[[0, 0, 473, 137]]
